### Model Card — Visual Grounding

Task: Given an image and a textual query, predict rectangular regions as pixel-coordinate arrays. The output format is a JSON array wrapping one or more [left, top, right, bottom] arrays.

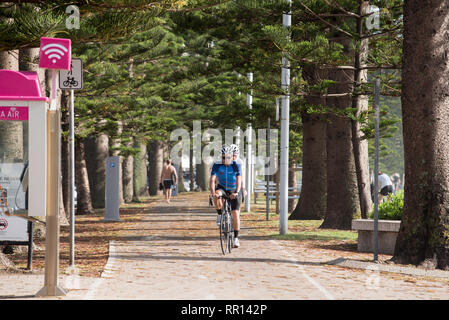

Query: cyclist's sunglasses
[[222, 155, 232, 160]]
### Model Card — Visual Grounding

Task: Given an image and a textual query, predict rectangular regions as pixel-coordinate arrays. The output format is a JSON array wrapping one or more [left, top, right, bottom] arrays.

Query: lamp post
[[245, 72, 253, 212], [373, 78, 380, 261], [279, 0, 291, 235]]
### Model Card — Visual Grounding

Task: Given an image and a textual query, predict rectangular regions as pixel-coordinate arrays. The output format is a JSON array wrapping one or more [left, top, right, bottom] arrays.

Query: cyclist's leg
[[213, 188, 224, 211], [230, 195, 241, 238], [232, 210, 240, 232]]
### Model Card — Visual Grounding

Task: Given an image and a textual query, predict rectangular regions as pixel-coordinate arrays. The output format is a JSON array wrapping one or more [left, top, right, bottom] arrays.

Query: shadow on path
[[120, 235, 272, 242], [0, 295, 36, 299], [110, 253, 337, 267]]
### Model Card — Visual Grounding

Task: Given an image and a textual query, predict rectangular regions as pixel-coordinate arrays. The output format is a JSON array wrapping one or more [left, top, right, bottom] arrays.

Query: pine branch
[[297, 0, 354, 37], [322, 0, 360, 18]]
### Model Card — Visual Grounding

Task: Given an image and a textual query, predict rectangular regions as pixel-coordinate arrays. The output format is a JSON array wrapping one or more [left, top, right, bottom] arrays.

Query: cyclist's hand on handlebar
[[230, 192, 238, 200]]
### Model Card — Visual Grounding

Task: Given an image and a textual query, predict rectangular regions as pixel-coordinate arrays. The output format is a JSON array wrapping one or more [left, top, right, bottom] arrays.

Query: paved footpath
[[1, 193, 449, 300]]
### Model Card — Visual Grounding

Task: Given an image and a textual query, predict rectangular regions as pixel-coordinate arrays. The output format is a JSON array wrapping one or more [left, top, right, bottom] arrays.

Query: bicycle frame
[[219, 194, 234, 255]]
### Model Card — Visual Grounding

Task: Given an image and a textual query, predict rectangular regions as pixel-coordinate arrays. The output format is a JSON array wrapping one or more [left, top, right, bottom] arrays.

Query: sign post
[[36, 37, 72, 297], [60, 58, 83, 268]]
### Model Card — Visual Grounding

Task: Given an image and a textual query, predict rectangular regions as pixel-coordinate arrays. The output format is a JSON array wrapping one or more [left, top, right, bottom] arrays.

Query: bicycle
[[63, 77, 79, 88], [218, 193, 234, 255]]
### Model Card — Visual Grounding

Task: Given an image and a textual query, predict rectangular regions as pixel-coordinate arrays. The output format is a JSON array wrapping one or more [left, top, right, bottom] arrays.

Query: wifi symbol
[[42, 43, 69, 64]]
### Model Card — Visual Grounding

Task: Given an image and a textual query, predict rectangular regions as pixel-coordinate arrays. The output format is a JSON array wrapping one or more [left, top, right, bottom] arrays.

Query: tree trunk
[[61, 91, 70, 216], [85, 133, 109, 208], [393, 0, 449, 270], [0, 47, 22, 163], [0, 48, 22, 257], [148, 140, 164, 196], [122, 141, 134, 203], [132, 141, 149, 201], [59, 184, 69, 226], [177, 160, 187, 193], [196, 162, 210, 191], [352, 0, 372, 219], [0, 50, 18, 71], [290, 67, 327, 220], [18, 47, 45, 90], [75, 138, 94, 215], [321, 43, 361, 230], [111, 121, 124, 204], [288, 166, 297, 213], [189, 146, 195, 191]]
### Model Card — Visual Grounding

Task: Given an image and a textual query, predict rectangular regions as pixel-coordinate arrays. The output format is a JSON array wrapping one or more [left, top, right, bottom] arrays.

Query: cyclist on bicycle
[[210, 145, 242, 248]]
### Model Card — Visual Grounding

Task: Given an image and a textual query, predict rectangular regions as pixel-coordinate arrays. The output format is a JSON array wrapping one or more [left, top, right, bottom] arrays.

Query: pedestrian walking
[[160, 159, 178, 204]]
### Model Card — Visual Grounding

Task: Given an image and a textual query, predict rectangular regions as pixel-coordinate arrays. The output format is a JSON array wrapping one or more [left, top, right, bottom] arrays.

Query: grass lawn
[[240, 196, 358, 242]]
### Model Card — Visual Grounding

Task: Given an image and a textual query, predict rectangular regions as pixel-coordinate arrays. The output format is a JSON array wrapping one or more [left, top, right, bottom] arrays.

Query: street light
[[279, 0, 291, 235]]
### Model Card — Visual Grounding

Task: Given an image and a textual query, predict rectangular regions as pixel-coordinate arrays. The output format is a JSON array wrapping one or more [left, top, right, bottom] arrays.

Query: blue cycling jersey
[[211, 161, 241, 191]]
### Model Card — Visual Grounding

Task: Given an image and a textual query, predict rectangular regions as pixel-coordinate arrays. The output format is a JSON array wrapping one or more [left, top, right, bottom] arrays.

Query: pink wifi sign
[[39, 37, 71, 70]]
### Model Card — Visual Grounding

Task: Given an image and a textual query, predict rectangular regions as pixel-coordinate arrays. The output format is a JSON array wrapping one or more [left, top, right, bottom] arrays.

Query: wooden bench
[[351, 219, 401, 255]]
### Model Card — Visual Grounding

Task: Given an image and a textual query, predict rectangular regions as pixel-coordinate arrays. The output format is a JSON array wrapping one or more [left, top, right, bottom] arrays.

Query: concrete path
[[81, 194, 449, 300], [1, 193, 449, 300]]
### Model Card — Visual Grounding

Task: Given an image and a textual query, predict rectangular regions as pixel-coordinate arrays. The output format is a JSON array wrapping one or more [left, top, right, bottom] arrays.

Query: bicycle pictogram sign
[[59, 58, 83, 90]]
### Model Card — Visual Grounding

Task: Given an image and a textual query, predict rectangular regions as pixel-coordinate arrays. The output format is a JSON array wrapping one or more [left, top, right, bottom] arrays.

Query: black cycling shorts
[[216, 185, 241, 211]]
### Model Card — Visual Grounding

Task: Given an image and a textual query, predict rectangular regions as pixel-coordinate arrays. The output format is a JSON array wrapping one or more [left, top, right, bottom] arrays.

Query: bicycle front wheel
[[219, 215, 227, 255], [227, 213, 233, 253]]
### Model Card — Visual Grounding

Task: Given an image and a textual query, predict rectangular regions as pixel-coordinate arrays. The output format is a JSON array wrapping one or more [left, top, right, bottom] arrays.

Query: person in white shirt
[[229, 144, 245, 202], [378, 171, 393, 203]]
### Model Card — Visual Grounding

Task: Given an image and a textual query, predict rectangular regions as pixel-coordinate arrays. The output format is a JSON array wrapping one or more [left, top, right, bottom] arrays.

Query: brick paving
[[1, 193, 448, 300]]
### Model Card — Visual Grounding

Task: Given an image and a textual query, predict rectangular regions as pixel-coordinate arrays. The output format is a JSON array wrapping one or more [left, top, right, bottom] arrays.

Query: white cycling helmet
[[229, 144, 240, 155], [221, 145, 233, 155]]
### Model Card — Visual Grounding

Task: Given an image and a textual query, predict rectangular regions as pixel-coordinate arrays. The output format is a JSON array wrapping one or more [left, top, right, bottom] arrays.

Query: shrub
[[369, 190, 403, 220]]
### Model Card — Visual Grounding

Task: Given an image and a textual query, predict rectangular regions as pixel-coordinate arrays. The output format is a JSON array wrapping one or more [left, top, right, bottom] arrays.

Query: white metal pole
[[266, 117, 271, 220], [50, 70, 58, 111], [69, 89, 75, 266], [374, 78, 380, 261], [245, 72, 253, 212], [279, 0, 291, 235]]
